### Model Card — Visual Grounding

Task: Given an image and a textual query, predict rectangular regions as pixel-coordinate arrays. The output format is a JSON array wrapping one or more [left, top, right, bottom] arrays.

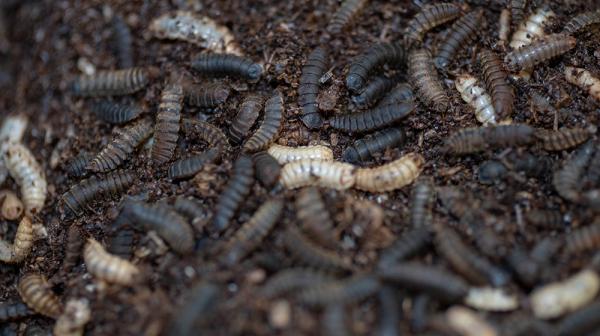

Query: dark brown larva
[[377, 227, 431, 269], [182, 118, 230, 153], [326, 0, 368, 34], [534, 127, 591, 151], [557, 300, 600, 336], [212, 155, 255, 233], [565, 221, 600, 254], [173, 196, 206, 222], [295, 187, 337, 248], [404, 3, 462, 46], [107, 227, 135, 260], [328, 102, 414, 133], [87, 118, 153, 172], [504, 34, 577, 72], [487, 124, 536, 148], [0, 302, 33, 322], [229, 93, 263, 144], [553, 141, 595, 202], [190, 53, 263, 81], [90, 100, 143, 124], [525, 209, 564, 229], [346, 42, 407, 93], [434, 9, 484, 69], [220, 198, 284, 266], [259, 268, 334, 298], [510, 0, 528, 26], [478, 49, 514, 119], [168, 148, 220, 180], [410, 177, 435, 228], [563, 9, 600, 35], [586, 145, 600, 185], [443, 124, 535, 155], [71, 67, 150, 97], [182, 81, 230, 108], [252, 151, 280, 189], [111, 14, 133, 68], [298, 46, 328, 129], [17, 273, 63, 319], [282, 225, 352, 272], [352, 75, 398, 108], [298, 274, 380, 307], [65, 151, 92, 177], [342, 127, 405, 163], [408, 49, 449, 112], [61, 170, 134, 215], [378, 83, 415, 107], [243, 90, 284, 152], [151, 84, 183, 164], [378, 262, 469, 303], [60, 225, 84, 275]]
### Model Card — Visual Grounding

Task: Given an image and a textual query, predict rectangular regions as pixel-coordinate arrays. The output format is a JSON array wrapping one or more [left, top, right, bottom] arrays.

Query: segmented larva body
[[0, 190, 23, 220], [18, 273, 63, 319], [191, 54, 262, 81], [0, 114, 28, 143], [282, 225, 351, 272], [61, 170, 133, 215], [65, 152, 92, 177], [565, 222, 600, 254], [342, 127, 405, 163], [408, 49, 449, 112], [510, 6, 555, 49], [279, 159, 356, 190], [498, 9, 511, 47], [252, 151, 281, 188], [298, 274, 380, 307], [586, 147, 600, 185], [61, 226, 84, 274], [326, 0, 368, 34], [328, 102, 414, 133], [352, 75, 398, 108], [510, 0, 527, 26], [404, 3, 462, 46], [4, 142, 46, 215], [443, 124, 534, 154], [557, 300, 600, 336], [377, 286, 402, 336], [229, 93, 263, 144], [505, 34, 577, 72], [354, 153, 424, 192], [173, 196, 205, 222], [295, 187, 337, 248], [260, 268, 334, 298], [564, 66, 600, 102], [107, 228, 135, 260], [111, 15, 133, 68], [298, 46, 328, 129], [212, 155, 254, 233], [0, 302, 33, 322], [563, 9, 600, 35], [182, 82, 230, 107], [434, 9, 484, 69], [168, 148, 220, 180], [90, 100, 143, 125], [220, 198, 284, 265], [553, 141, 595, 202], [0, 215, 33, 263], [478, 49, 514, 120], [83, 238, 140, 285], [71, 67, 150, 97], [379, 263, 469, 303], [455, 74, 497, 125], [525, 209, 563, 229], [378, 83, 414, 106], [53, 298, 91, 336], [88, 118, 153, 172], [243, 91, 284, 152], [267, 144, 333, 164], [182, 118, 230, 153], [377, 227, 431, 269], [534, 127, 591, 151], [410, 177, 435, 228], [346, 42, 407, 93], [151, 84, 183, 164]]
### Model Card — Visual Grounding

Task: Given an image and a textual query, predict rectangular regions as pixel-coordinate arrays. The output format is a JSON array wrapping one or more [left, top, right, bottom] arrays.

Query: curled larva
[[83, 238, 140, 285], [478, 49, 514, 120], [90, 100, 143, 125], [565, 221, 600, 254], [191, 54, 262, 81], [354, 153, 425, 192], [71, 67, 151, 97], [87, 118, 153, 172], [0, 215, 33, 263], [346, 42, 407, 93], [563, 9, 600, 35], [0, 301, 33, 322], [378, 83, 414, 107], [557, 300, 600, 336], [65, 152, 92, 178], [455, 74, 497, 125], [295, 187, 337, 248], [342, 127, 405, 163], [498, 9, 511, 47], [4, 142, 46, 215], [267, 144, 333, 164], [243, 91, 284, 152], [61, 170, 133, 215], [404, 3, 462, 46], [298, 274, 380, 307], [252, 151, 281, 189], [298, 46, 328, 129], [510, 6, 555, 49], [0, 189, 23, 220], [410, 177, 435, 228], [510, 0, 527, 26], [182, 81, 230, 108], [18, 273, 63, 319], [282, 225, 352, 272], [352, 75, 398, 108], [229, 93, 264, 144], [377, 227, 431, 269], [168, 148, 220, 180], [279, 159, 356, 190], [149, 11, 242, 55], [408, 49, 449, 112], [111, 14, 133, 68], [326, 0, 368, 34], [259, 268, 334, 298], [534, 127, 592, 151], [328, 102, 415, 133], [61, 225, 84, 275], [181, 118, 230, 153], [53, 298, 91, 336], [552, 141, 595, 202], [151, 84, 183, 164], [505, 34, 577, 72], [434, 9, 484, 69], [564, 66, 600, 102]]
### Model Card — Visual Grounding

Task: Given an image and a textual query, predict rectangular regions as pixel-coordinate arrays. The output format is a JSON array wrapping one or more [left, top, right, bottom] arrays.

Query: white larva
[[465, 287, 519, 312], [4, 143, 47, 215], [279, 159, 356, 190], [498, 9, 511, 48], [83, 238, 140, 285], [0, 114, 28, 185], [53, 298, 91, 336], [565, 66, 600, 102], [446, 306, 499, 336], [267, 144, 334, 164], [510, 7, 555, 50], [355, 153, 425, 192], [455, 74, 497, 125]]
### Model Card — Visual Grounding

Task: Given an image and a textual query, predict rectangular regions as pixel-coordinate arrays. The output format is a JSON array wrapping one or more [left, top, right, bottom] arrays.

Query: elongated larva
[[191, 54, 262, 81], [563, 9, 600, 35], [378, 83, 414, 107], [553, 141, 595, 202], [435, 9, 484, 69], [505, 34, 576, 72], [510, 6, 555, 49], [564, 66, 600, 102], [498, 9, 511, 47], [65, 152, 92, 178], [586, 147, 600, 185], [377, 286, 401, 336], [0, 302, 33, 322], [90, 100, 143, 125], [322, 304, 350, 336], [107, 228, 134, 260], [0, 114, 28, 143], [243, 91, 283, 152], [405, 3, 462, 46], [181, 118, 230, 153], [377, 227, 431, 269], [295, 187, 336, 248], [0, 215, 33, 263], [478, 49, 514, 119], [252, 151, 280, 189], [220, 198, 284, 265], [53, 298, 90, 336], [408, 49, 448, 112], [173, 196, 205, 222], [557, 300, 600, 336], [352, 75, 397, 108], [510, 0, 527, 26], [443, 124, 535, 155], [0, 190, 23, 220], [298, 46, 328, 129], [279, 159, 356, 190], [268, 144, 333, 164], [346, 42, 407, 93], [455, 74, 497, 125], [71, 67, 150, 97], [343, 127, 405, 163], [61, 225, 83, 274], [166, 282, 220, 336], [61, 170, 133, 215], [83, 238, 140, 285], [18, 273, 63, 319], [282, 225, 351, 272], [259, 268, 334, 298], [212, 155, 254, 233], [151, 84, 183, 164], [298, 274, 380, 306], [534, 127, 591, 151], [329, 102, 414, 133], [355, 152, 424, 192], [565, 222, 600, 254], [88, 118, 153, 172], [410, 177, 434, 228], [379, 263, 469, 303], [111, 15, 133, 68], [525, 209, 563, 229], [326, 0, 368, 34], [168, 148, 220, 180], [4, 142, 46, 215], [229, 93, 263, 144], [182, 81, 230, 108]]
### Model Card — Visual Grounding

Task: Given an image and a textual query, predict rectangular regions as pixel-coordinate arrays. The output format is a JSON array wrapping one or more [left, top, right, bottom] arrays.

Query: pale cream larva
[[279, 159, 356, 190], [53, 298, 91, 336], [4, 142, 47, 215], [498, 9, 511, 48], [510, 7, 555, 49], [83, 238, 140, 285], [0, 189, 24, 220], [355, 153, 425, 192], [455, 74, 497, 125], [267, 144, 334, 164], [0, 114, 28, 185], [565, 66, 600, 102], [0, 215, 33, 263]]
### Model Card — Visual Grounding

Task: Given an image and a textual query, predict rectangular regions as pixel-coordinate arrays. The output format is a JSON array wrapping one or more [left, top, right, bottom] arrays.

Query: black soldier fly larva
[[168, 148, 220, 180], [377, 286, 401, 336], [455, 74, 497, 125], [91, 100, 143, 124], [298, 46, 328, 129], [328, 102, 414, 133], [352, 75, 398, 108], [326, 0, 368, 34], [298, 274, 380, 307], [61, 225, 84, 275], [342, 127, 405, 163], [107, 227, 135, 260], [173, 196, 205, 222], [525, 209, 563, 230], [182, 118, 230, 153], [4, 142, 47, 215], [212, 155, 254, 233], [553, 141, 595, 202], [182, 81, 230, 108], [279, 159, 356, 190], [0, 190, 23, 220], [111, 14, 133, 68], [346, 42, 407, 93], [354, 152, 425, 192], [505, 34, 577, 72], [0, 302, 33, 322], [377, 227, 431, 269], [65, 152, 92, 177], [151, 84, 183, 164], [61, 170, 133, 215], [404, 2, 462, 46], [434, 9, 484, 69], [166, 282, 221, 336], [83, 238, 140, 285], [268, 144, 333, 164], [252, 151, 281, 189], [259, 268, 334, 298], [322, 304, 350, 336], [498, 9, 511, 47], [510, 6, 555, 49], [243, 90, 283, 152], [509, 0, 528, 26], [478, 49, 514, 119], [191, 54, 263, 81], [410, 177, 435, 228], [564, 66, 600, 102], [443, 124, 534, 155], [408, 49, 448, 112], [282, 225, 351, 272], [17, 273, 63, 319], [378, 83, 414, 106], [72, 67, 151, 97], [295, 187, 337, 248], [0, 215, 33, 263], [229, 93, 263, 144], [557, 300, 600, 336], [534, 127, 592, 152], [53, 298, 91, 336], [563, 8, 600, 35], [565, 221, 600, 254]]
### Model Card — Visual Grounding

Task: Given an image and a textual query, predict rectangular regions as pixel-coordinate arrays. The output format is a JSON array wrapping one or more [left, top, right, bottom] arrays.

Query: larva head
[[300, 113, 323, 130], [0, 190, 24, 220], [504, 54, 521, 73], [346, 74, 365, 94], [342, 147, 360, 164], [454, 75, 477, 94], [247, 63, 263, 81], [434, 56, 449, 70]]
